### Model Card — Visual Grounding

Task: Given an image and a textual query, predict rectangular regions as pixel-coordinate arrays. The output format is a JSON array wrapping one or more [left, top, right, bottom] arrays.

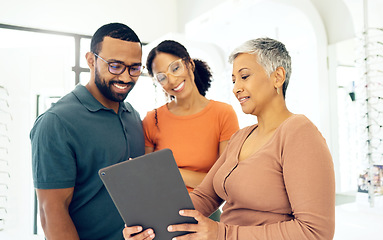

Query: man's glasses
[[93, 53, 143, 77], [153, 59, 185, 86]]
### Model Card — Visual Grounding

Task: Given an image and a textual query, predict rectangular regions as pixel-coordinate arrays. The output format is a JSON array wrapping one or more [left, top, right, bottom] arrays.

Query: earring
[[276, 87, 280, 95]]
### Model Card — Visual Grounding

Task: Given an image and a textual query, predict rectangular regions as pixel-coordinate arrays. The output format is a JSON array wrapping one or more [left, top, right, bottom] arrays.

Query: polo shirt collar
[[72, 84, 132, 113]]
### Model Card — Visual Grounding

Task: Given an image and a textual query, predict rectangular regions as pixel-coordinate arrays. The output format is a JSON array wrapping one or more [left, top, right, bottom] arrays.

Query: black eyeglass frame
[[93, 52, 144, 77]]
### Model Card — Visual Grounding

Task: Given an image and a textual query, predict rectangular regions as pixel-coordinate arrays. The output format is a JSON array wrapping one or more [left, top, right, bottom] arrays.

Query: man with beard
[[30, 23, 145, 240]]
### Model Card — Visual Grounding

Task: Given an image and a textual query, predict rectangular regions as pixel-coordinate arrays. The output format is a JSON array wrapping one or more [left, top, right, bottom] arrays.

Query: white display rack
[[0, 85, 10, 231], [355, 25, 383, 207]]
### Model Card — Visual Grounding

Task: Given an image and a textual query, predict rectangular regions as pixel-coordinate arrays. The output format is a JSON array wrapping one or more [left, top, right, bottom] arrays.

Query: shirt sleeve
[[218, 103, 239, 142], [212, 118, 336, 240], [30, 112, 77, 189], [142, 110, 156, 148], [190, 139, 232, 217]]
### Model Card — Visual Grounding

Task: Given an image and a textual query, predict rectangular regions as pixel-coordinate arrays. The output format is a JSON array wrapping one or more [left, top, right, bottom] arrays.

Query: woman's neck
[[168, 92, 209, 116], [256, 104, 293, 134]]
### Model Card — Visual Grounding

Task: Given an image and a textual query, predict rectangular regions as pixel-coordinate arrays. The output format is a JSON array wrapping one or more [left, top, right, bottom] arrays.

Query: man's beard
[[94, 68, 134, 102]]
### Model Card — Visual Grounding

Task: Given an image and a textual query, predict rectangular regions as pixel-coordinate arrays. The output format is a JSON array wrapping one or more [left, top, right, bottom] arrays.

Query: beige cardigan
[[191, 114, 335, 240]]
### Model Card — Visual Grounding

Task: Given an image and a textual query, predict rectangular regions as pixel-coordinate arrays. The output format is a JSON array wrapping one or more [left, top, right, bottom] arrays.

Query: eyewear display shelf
[[355, 27, 383, 207], [0, 85, 11, 231]]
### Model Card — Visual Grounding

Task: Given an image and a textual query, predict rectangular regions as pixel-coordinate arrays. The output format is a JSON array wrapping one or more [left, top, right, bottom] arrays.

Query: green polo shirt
[[31, 84, 145, 240]]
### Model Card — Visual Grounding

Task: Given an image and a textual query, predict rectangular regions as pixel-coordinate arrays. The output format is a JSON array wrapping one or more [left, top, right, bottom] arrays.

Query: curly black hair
[[146, 40, 212, 96]]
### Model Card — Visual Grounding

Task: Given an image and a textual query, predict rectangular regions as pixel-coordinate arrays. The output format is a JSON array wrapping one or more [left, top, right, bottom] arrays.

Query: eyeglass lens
[[155, 59, 184, 85], [94, 53, 142, 77], [108, 62, 142, 76]]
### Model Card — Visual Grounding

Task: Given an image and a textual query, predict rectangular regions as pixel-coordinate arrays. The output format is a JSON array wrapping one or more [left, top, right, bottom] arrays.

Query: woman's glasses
[[93, 53, 143, 77], [153, 59, 185, 86]]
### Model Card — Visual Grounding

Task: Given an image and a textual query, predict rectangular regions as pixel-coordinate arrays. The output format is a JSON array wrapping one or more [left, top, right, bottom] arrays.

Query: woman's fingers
[[122, 225, 155, 240], [168, 223, 198, 233], [167, 209, 218, 240], [179, 209, 205, 221], [167, 209, 209, 233]]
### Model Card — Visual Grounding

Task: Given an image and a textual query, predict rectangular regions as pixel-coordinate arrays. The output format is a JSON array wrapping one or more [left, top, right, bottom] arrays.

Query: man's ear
[[85, 52, 95, 70], [273, 66, 286, 89]]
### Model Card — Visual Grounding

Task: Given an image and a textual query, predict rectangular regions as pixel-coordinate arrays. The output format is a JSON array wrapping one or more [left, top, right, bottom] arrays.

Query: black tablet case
[[99, 148, 197, 239]]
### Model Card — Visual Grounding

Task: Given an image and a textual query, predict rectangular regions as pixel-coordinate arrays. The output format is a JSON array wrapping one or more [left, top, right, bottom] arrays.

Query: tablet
[[98, 148, 197, 239]]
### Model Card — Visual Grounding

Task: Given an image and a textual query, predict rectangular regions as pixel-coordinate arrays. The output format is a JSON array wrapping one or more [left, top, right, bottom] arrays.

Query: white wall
[[185, 0, 329, 135], [0, 29, 75, 239], [0, 47, 41, 239], [0, 0, 178, 43]]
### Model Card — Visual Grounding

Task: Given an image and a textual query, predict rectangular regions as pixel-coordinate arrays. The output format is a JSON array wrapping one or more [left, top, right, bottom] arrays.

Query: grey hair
[[228, 38, 291, 98]]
